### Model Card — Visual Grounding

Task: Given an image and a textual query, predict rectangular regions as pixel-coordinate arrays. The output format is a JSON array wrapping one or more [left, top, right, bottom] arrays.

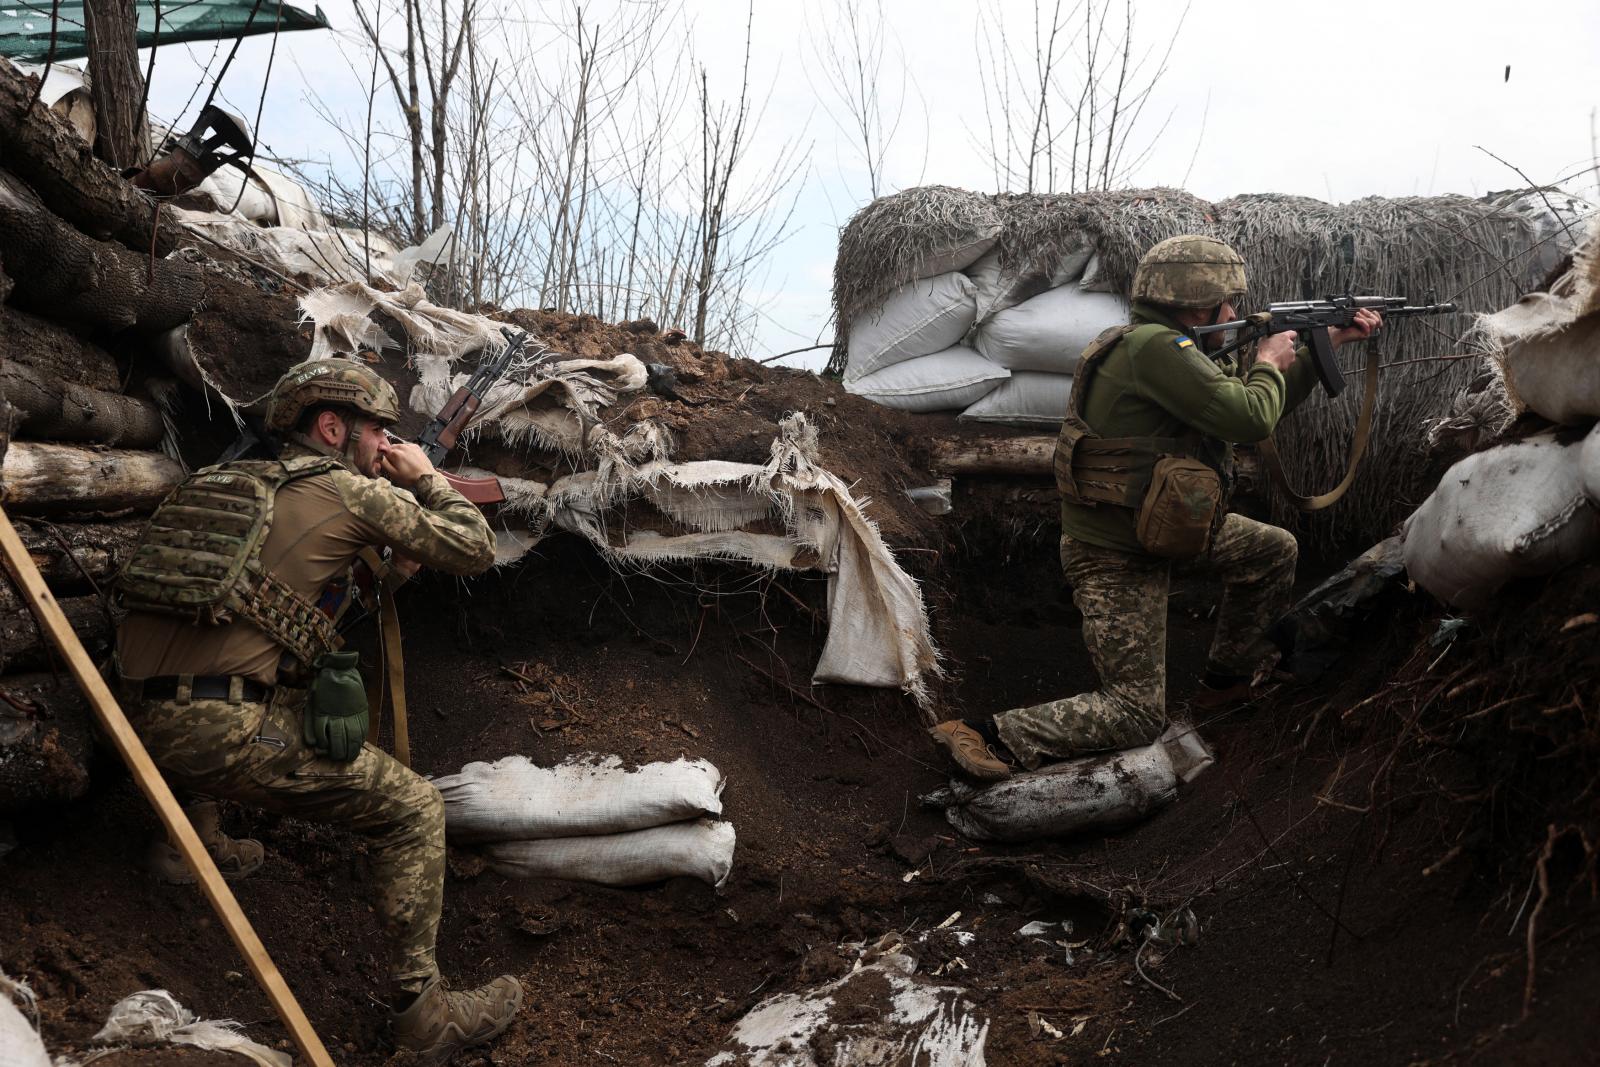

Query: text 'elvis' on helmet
[[1131, 235, 1247, 310], [264, 358, 401, 433]]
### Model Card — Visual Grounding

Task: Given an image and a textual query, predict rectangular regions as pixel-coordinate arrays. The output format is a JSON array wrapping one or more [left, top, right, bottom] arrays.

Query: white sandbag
[[973, 285, 1127, 373], [435, 754, 724, 843], [1403, 432, 1600, 609], [845, 346, 1009, 413], [484, 819, 736, 887], [1494, 310, 1600, 425], [706, 945, 988, 1066], [0, 969, 49, 1067], [958, 371, 1073, 425], [845, 273, 978, 380], [923, 723, 1214, 843], [1583, 424, 1600, 507], [966, 245, 1093, 325]]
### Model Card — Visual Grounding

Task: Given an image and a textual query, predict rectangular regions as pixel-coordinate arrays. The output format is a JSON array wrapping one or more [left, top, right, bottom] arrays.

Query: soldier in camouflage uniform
[[115, 359, 523, 1063], [930, 236, 1382, 779]]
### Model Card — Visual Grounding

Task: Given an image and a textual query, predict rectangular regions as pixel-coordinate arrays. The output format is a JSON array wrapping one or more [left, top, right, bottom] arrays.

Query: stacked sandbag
[[434, 754, 735, 887], [838, 188, 1011, 412], [1402, 431, 1600, 609], [965, 284, 1128, 425], [922, 722, 1214, 843]]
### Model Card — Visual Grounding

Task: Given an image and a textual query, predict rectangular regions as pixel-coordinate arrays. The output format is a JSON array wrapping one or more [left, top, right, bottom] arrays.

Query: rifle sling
[[1259, 344, 1380, 512]]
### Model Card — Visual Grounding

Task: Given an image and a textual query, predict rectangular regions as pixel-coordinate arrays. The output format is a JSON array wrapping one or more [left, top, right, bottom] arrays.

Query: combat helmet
[[1131, 235, 1247, 309], [264, 357, 401, 433]]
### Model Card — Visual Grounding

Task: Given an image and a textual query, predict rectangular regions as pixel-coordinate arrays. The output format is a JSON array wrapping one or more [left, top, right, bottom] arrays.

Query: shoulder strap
[[1258, 345, 1380, 511]]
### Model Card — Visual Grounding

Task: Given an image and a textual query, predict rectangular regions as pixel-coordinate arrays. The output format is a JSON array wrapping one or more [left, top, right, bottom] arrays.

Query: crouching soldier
[[113, 358, 522, 1063], [930, 236, 1381, 780]]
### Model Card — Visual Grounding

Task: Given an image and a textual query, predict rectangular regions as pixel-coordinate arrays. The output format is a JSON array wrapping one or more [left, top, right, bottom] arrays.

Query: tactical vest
[[115, 456, 346, 666], [1053, 324, 1226, 558]]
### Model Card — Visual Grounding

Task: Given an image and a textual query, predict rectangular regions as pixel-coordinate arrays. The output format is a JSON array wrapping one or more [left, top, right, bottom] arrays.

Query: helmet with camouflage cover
[[1131, 235, 1247, 309], [264, 358, 401, 433]]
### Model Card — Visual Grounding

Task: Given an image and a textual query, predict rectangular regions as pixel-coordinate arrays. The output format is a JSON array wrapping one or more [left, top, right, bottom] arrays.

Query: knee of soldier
[[417, 783, 445, 839], [1267, 525, 1299, 572]]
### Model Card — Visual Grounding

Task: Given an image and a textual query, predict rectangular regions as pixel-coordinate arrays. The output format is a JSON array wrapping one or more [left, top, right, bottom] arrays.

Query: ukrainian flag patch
[[1173, 335, 1196, 351]]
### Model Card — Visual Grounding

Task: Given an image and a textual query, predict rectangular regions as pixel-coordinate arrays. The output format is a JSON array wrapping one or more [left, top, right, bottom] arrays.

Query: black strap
[[138, 675, 272, 703]]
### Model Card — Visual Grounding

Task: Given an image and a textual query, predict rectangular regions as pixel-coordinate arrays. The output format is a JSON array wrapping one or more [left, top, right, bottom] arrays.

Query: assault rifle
[[413, 326, 542, 505], [1189, 294, 1458, 398]]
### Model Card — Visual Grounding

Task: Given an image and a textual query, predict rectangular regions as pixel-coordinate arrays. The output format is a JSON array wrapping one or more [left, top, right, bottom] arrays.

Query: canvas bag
[[844, 273, 978, 381], [435, 754, 725, 842], [484, 819, 736, 887], [845, 346, 1009, 413], [972, 284, 1127, 373]]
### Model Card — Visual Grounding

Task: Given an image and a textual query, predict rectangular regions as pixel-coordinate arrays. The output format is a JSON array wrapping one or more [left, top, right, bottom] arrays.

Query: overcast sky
[[137, 0, 1600, 367]]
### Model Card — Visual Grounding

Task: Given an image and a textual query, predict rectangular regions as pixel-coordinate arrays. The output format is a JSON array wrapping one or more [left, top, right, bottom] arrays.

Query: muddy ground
[[4, 495, 1599, 1065]]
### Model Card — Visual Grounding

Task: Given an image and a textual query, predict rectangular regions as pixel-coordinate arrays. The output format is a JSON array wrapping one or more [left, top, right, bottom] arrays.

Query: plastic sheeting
[[0, 1, 328, 62]]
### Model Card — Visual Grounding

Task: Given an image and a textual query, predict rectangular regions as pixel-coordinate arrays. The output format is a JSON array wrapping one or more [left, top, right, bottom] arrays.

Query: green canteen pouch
[[1135, 457, 1221, 559], [305, 651, 368, 762]]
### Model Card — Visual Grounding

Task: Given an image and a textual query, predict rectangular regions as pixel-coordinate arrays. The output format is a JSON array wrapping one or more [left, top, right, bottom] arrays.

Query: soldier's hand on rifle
[[1257, 330, 1299, 372], [1329, 308, 1383, 349], [379, 440, 435, 489]]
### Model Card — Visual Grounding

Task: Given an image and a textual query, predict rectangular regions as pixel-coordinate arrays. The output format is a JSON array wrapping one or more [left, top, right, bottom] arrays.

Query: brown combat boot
[[146, 801, 265, 884], [928, 721, 1013, 781], [392, 974, 523, 1065]]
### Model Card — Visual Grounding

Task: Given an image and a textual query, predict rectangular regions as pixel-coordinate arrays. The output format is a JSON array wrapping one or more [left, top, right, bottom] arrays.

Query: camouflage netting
[[830, 185, 1594, 550]]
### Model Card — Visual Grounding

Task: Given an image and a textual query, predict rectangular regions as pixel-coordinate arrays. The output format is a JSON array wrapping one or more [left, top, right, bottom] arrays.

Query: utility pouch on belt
[[304, 651, 368, 763], [1135, 456, 1222, 558], [1053, 323, 1222, 559]]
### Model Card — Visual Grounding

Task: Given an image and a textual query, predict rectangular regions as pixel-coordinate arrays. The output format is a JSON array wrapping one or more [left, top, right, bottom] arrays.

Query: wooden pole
[[0, 504, 336, 1067], [928, 434, 1057, 476]]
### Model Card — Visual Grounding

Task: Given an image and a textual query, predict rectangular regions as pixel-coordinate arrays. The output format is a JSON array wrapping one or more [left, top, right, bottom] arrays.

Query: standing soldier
[[114, 358, 522, 1063], [929, 236, 1381, 779]]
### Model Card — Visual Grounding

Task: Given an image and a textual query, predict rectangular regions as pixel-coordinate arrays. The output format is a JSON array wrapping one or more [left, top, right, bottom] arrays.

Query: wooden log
[[929, 434, 1057, 476], [0, 57, 180, 256], [0, 441, 183, 514], [12, 518, 142, 592], [0, 169, 206, 335], [0, 588, 110, 673], [1, 362, 165, 448], [0, 672, 94, 812], [0, 303, 123, 390]]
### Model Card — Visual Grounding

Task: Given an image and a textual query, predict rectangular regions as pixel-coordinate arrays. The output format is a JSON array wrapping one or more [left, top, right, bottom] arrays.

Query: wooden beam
[[0, 441, 183, 514], [0, 504, 336, 1067], [928, 434, 1056, 476]]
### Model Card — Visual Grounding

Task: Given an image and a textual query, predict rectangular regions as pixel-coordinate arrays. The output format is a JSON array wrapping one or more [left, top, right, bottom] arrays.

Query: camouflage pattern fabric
[[130, 686, 445, 989], [1130, 234, 1248, 309], [994, 513, 1296, 768]]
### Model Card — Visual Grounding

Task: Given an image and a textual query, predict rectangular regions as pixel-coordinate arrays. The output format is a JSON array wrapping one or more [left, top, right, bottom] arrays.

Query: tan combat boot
[[928, 721, 1013, 781], [392, 974, 524, 1065], [146, 801, 265, 884]]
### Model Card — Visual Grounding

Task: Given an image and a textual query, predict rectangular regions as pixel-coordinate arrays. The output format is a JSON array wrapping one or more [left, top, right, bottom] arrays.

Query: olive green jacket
[[1060, 302, 1319, 554]]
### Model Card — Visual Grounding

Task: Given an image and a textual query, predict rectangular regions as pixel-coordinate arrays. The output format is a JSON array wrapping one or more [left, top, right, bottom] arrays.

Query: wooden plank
[[0, 504, 336, 1067]]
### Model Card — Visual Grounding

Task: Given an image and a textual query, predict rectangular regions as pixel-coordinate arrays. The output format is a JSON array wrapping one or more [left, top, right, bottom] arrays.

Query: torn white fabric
[[90, 990, 289, 1067], [299, 281, 503, 362], [705, 944, 989, 1066], [436, 755, 725, 842], [0, 968, 49, 1067]]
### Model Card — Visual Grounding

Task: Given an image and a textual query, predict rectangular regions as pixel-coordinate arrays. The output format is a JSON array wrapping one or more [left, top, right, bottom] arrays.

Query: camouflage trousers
[[129, 684, 445, 990], [994, 514, 1297, 769]]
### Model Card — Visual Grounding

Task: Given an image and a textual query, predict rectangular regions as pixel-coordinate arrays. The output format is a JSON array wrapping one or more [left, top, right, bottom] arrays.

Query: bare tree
[[806, 0, 915, 200], [84, 0, 146, 168]]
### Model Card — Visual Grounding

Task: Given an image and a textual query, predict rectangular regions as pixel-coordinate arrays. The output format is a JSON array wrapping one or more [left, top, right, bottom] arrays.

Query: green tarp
[[0, 1, 328, 62]]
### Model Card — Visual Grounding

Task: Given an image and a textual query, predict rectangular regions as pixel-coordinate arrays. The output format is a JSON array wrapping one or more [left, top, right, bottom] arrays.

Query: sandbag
[[1495, 311, 1600, 425], [959, 371, 1073, 425], [845, 273, 978, 381], [972, 284, 1126, 373], [484, 819, 736, 887], [435, 754, 724, 843], [923, 723, 1214, 843], [0, 970, 49, 1067], [706, 944, 988, 1066], [966, 244, 1092, 325], [1583, 423, 1600, 507], [845, 346, 1008, 413], [1402, 432, 1600, 609]]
